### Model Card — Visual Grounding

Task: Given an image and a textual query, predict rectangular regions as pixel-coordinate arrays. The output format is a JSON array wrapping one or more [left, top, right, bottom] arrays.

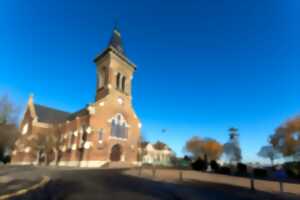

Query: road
[[1, 166, 300, 200]]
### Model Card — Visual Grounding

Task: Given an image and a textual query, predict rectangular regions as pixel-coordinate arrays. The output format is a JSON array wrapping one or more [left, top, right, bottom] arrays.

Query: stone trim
[[109, 136, 127, 141], [32, 121, 52, 128], [58, 160, 107, 168], [10, 161, 32, 165], [132, 161, 142, 166]]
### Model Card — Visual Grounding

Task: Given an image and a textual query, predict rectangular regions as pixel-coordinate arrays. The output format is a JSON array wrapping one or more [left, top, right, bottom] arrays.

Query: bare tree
[[0, 95, 18, 124], [0, 95, 19, 163], [137, 132, 148, 162], [257, 145, 281, 166], [26, 129, 60, 165]]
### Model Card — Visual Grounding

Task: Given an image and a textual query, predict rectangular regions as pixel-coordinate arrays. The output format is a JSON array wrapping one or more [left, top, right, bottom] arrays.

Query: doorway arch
[[110, 144, 122, 161]]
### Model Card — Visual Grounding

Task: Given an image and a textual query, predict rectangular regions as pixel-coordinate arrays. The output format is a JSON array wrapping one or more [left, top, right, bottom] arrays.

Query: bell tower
[[94, 27, 136, 102]]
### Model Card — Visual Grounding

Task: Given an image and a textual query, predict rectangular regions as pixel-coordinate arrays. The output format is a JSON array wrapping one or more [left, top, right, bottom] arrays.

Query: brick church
[[11, 27, 141, 167]]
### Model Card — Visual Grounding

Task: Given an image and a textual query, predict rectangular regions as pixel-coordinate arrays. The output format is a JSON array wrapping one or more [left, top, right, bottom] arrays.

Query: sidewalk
[[125, 168, 300, 196]]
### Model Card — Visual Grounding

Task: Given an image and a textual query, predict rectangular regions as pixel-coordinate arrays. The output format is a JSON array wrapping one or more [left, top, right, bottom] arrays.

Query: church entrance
[[110, 144, 122, 161]]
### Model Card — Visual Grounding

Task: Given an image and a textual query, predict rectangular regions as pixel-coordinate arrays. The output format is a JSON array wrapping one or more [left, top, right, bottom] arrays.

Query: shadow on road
[[7, 167, 300, 200], [43, 169, 300, 200]]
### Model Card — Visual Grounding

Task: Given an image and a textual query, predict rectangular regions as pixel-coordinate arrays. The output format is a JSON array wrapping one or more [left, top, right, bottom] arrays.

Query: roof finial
[[29, 93, 34, 104], [113, 18, 120, 34]]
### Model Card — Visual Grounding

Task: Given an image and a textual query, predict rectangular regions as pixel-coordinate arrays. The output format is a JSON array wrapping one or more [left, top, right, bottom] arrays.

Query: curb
[[0, 176, 50, 200]]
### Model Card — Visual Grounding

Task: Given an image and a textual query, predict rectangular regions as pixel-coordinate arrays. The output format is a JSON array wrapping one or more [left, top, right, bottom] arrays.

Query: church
[[11, 27, 141, 167]]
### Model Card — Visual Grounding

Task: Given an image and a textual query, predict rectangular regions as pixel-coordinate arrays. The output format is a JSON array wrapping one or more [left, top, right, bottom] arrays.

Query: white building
[[141, 142, 174, 166]]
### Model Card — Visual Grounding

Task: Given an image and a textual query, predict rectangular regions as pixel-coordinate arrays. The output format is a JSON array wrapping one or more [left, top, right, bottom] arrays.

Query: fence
[[126, 168, 300, 195]]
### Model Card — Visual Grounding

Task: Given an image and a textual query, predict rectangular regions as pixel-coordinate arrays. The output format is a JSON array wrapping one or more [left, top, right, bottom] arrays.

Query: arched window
[[116, 73, 121, 89], [67, 132, 73, 150], [122, 123, 127, 138], [111, 114, 128, 139], [97, 71, 100, 88], [98, 128, 103, 141], [111, 119, 116, 136], [99, 67, 107, 88], [79, 126, 88, 149], [121, 76, 126, 92]]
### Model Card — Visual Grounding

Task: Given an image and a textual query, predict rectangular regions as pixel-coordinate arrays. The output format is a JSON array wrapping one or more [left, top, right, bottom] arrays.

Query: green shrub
[[253, 168, 268, 178], [236, 163, 248, 176], [218, 166, 231, 175], [210, 160, 220, 172], [283, 162, 300, 179], [191, 158, 208, 171]]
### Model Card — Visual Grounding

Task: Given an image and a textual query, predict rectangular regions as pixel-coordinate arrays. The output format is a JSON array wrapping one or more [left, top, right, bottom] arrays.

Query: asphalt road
[[1, 166, 300, 200], [0, 165, 42, 196]]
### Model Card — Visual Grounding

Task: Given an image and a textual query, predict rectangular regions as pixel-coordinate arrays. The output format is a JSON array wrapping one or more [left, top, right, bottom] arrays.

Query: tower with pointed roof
[[11, 27, 141, 167], [94, 27, 136, 102]]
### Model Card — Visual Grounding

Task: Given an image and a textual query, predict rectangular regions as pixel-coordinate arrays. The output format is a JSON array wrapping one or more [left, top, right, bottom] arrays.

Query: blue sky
[[1, 0, 300, 162]]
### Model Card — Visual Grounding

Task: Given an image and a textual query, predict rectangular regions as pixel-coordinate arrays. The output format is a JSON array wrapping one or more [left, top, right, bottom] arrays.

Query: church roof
[[108, 27, 125, 55], [67, 107, 89, 121], [94, 26, 136, 70], [33, 104, 90, 124], [34, 104, 71, 124]]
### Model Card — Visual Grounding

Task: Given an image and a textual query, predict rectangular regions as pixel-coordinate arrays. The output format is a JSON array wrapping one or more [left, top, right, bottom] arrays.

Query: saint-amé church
[[11, 27, 141, 167]]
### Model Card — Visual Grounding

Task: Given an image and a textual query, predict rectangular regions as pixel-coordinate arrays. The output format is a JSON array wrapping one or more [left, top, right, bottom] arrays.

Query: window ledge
[[109, 136, 127, 141]]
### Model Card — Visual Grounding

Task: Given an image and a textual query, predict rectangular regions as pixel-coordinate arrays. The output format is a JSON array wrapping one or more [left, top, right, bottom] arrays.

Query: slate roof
[[33, 103, 90, 124], [67, 107, 89, 121], [93, 27, 136, 70], [34, 104, 71, 124], [109, 27, 125, 55]]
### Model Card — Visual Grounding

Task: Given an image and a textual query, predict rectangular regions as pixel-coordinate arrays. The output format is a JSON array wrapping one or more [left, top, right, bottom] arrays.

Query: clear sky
[[1, 0, 300, 162]]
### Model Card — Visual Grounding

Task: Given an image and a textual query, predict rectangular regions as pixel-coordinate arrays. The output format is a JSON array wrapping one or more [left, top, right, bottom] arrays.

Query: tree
[[184, 136, 223, 161], [26, 129, 61, 165], [270, 116, 300, 160], [0, 95, 18, 124], [223, 127, 242, 163], [0, 95, 19, 163], [137, 132, 148, 162], [257, 145, 280, 166], [153, 141, 166, 150], [0, 124, 18, 162]]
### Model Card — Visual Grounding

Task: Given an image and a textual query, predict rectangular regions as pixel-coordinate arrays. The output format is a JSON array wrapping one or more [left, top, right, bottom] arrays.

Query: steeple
[[94, 26, 136, 102], [108, 25, 125, 55]]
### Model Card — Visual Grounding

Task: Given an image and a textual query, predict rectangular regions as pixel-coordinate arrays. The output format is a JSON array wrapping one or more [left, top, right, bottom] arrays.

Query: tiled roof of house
[[141, 141, 173, 152], [153, 141, 167, 150], [140, 141, 149, 148], [34, 104, 71, 124]]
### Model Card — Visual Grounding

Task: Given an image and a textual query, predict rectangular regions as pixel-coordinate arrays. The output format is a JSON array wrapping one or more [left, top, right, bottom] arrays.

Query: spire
[[108, 22, 125, 55], [28, 93, 34, 105]]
